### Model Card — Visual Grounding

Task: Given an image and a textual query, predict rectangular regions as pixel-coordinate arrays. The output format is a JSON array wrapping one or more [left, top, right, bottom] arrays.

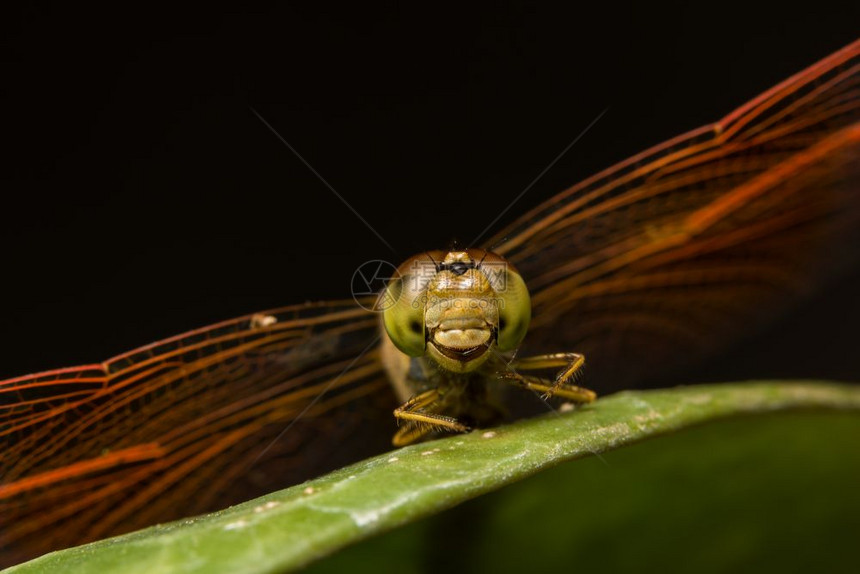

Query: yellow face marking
[[382, 249, 531, 373]]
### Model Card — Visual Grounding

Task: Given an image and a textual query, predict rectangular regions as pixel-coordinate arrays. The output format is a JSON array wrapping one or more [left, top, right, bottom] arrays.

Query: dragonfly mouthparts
[[430, 340, 492, 362]]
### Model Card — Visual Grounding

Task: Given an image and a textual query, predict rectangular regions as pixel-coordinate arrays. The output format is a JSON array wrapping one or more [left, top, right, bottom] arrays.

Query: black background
[[2, 2, 859, 382]]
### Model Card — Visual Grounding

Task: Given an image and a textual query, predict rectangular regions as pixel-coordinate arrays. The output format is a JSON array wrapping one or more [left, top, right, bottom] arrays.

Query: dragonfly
[[1, 38, 859, 567]]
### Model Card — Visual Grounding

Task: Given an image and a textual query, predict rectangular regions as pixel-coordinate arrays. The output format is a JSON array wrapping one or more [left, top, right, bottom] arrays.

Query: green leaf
[[7, 382, 860, 574], [308, 409, 860, 574]]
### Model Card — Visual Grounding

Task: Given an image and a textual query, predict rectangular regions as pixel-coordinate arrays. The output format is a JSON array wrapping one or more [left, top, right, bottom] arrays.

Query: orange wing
[[492, 39, 860, 389], [0, 300, 393, 565]]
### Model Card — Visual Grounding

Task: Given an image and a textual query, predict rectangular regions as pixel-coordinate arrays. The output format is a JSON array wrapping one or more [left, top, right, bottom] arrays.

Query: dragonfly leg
[[500, 352, 595, 402], [392, 388, 471, 447]]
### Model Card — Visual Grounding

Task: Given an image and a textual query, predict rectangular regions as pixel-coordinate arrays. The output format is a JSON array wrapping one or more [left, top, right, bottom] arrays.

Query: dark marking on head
[[441, 261, 474, 275]]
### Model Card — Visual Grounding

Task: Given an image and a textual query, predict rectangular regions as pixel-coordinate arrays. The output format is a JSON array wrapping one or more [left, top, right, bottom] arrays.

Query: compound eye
[[494, 267, 531, 352], [381, 253, 440, 357]]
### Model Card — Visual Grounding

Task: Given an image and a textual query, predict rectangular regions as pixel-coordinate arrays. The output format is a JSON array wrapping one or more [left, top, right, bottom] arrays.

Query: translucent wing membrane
[[492, 39, 860, 389], [0, 301, 392, 565]]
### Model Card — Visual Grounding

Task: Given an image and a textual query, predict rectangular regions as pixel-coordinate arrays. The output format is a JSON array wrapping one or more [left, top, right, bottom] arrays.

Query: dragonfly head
[[382, 249, 531, 373]]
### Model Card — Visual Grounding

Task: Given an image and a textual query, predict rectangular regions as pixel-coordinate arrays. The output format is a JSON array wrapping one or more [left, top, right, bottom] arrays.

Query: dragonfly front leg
[[393, 388, 471, 447], [500, 352, 595, 402]]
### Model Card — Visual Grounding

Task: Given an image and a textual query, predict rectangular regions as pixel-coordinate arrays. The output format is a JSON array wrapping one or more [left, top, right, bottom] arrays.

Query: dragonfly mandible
[[1, 38, 859, 567]]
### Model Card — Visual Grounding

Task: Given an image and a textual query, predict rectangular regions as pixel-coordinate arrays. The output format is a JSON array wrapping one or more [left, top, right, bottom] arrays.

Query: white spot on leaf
[[224, 519, 248, 530]]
